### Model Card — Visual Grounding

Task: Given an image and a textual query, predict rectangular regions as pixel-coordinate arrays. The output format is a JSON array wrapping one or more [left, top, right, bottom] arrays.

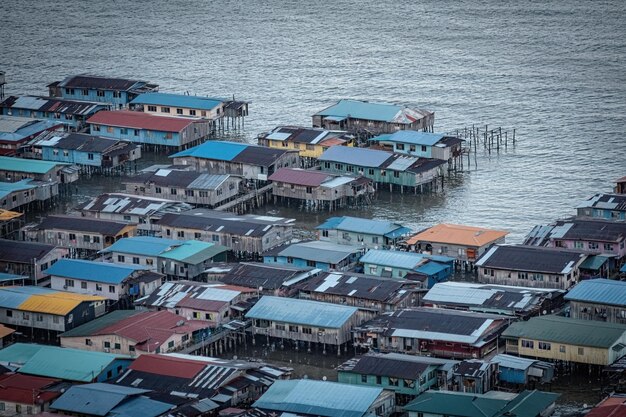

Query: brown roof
[[406, 223, 509, 247], [0, 325, 15, 339], [268, 168, 336, 187], [87, 111, 195, 132], [617, 176, 626, 183]]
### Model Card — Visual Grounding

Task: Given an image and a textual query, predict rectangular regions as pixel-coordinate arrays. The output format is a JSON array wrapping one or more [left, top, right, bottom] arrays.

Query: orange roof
[[319, 137, 348, 147], [0, 210, 22, 222], [406, 223, 509, 247], [0, 325, 15, 339]]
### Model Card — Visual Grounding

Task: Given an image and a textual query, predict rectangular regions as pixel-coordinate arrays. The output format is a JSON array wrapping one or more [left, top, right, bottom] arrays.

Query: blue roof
[[169, 140, 248, 160], [246, 296, 357, 328], [579, 255, 611, 271], [0, 285, 54, 310], [253, 379, 383, 417], [51, 383, 170, 416], [0, 343, 130, 382], [316, 216, 411, 238], [0, 156, 68, 174], [44, 259, 145, 284], [0, 272, 29, 282], [360, 249, 454, 270], [0, 179, 36, 200], [622, 264, 626, 273], [371, 130, 445, 146], [564, 278, 626, 307], [315, 99, 401, 122], [101, 236, 184, 256], [0, 117, 62, 142], [318, 146, 392, 168], [415, 261, 450, 276], [130, 92, 223, 110]]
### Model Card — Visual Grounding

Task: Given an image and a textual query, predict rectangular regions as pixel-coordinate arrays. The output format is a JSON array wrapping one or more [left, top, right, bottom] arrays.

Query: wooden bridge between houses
[[214, 184, 273, 214], [180, 320, 251, 357], [450, 124, 517, 170]]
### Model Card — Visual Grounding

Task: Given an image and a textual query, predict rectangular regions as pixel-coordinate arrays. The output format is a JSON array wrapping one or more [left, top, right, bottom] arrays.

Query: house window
[[322, 230, 329, 237], [69, 233, 76, 240], [96, 284, 102, 291], [189, 109, 196, 116], [104, 341, 111, 348], [5, 310, 12, 317], [393, 171, 400, 178], [170, 188, 177, 195], [335, 163, 343, 170], [306, 259, 316, 267], [109, 285, 116, 293], [117, 255, 125, 262], [97, 90, 105, 97], [129, 345, 135, 352], [301, 327, 312, 334], [84, 235, 91, 242], [165, 132, 173, 139], [146, 258, 154, 266], [194, 232, 201, 239], [161, 107, 171, 113], [176, 108, 183, 115], [289, 325, 298, 332], [368, 169, 374, 175], [81, 282, 87, 289], [275, 324, 285, 331], [168, 341, 175, 348], [177, 231, 185, 238], [376, 376, 382, 384], [421, 145, 427, 152], [120, 128, 128, 135], [519, 272, 528, 280], [93, 124, 101, 132], [521, 339, 534, 349], [361, 374, 367, 383], [212, 234, 220, 242], [85, 338, 92, 346], [65, 279, 75, 287], [114, 343, 121, 350], [155, 187, 162, 194], [574, 241, 584, 249], [560, 345, 566, 353], [409, 145, 416, 152], [372, 236, 379, 244], [539, 342, 551, 350], [83, 89, 89, 96], [134, 129, 139, 136], [93, 236, 100, 244], [53, 149, 59, 156], [65, 88, 74, 95], [147, 105, 157, 112], [113, 91, 121, 98], [63, 150, 69, 156], [306, 186, 313, 194], [396, 143, 405, 151], [185, 189, 194, 197], [604, 243, 614, 251], [380, 170, 386, 177], [133, 257, 140, 264], [589, 242, 599, 250], [578, 347, 584, 355], [199, 191, 208, 197], [36, 314, 43, 322], [287, 257, 294, 264], [22, 312, 29, 320]]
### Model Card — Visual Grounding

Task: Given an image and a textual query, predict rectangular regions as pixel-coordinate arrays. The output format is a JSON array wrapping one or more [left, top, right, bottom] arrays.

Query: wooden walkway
[[214, 184, 273, 212]]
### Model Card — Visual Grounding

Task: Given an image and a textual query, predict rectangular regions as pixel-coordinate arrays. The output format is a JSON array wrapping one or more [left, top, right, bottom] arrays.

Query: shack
[[263, 240, 364, 272], [0, 115, 64, 156], [316, 216, 411, 249]]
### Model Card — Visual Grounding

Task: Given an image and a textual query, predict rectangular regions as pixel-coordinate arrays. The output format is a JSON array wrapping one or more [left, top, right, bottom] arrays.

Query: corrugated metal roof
[[169, 141, 247, 161], [87, 111, 194, 132], [275, 241, 362, 264], [58, 75, 146, 91], [160, 240, 228, 264], [375, 130, 445, 146], [253, 379, 382, 417], [269, 168, 334, 187], [386, 155, 418, 171], [0, 156, 68, 174], [0, 179, 37, 200], [246, 296, 357, 328], [320, 176, 359, 188], [491, 354, 537, 370], [502, 315, 626, 348], [130, 92, 223, 110], [187, 173, 230, 190], [44, 259, 145, 284], [129, 354, 205, 379], [407, 223, 509, 247], [0, 116, 63, 142], [579, 255, 611, 270], [102, 236, 183, 256], [0, 344, 130, 382], [318, 146, 392, 168], [60, 310, 141, 338], [315, 99, 401, 122], [0, 286, 104, 316], [102, 394, 173, 417], [50, 383, 152, 415], [316, 216, 410, 237], [564, 279, 626, 307], [360, 249, 452, 270]]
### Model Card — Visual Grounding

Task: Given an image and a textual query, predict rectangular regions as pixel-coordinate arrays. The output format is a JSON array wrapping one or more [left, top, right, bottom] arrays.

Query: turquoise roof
[[622, 263, 626, 273], [169, 140, 247, 160], [579, 255, 611, 271], [101, 236, 228, 264], [0, 117, 62, 142], [565, 278, 626, 307], [130, 92, 224, 110], [253, 379, 383, 417], [246, 296, 357, 328], [0, 272, 29, 282], [0, 156, 68, 174], [415, 261, 450, 276], [360, 249, 454, 270], [0, 343, 130, 382], [315, 99, 401, 122], [371, 130, 445, 146], [44, 259, 145, 284], [0, 179, 36, 200]]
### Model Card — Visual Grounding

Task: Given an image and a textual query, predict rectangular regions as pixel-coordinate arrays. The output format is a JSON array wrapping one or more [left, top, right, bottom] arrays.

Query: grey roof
[[231, 146, 296, 167], [0, 239, 56, 263], [319, 146, 393, 168], [79, 193, 192, 217], [296, 271, 412, 304], [40, 133, 127, 153], [220, 262, 316, 290], [564, 278, 626, 307], [491, 354, 540, 371], [475, 245, 585, 274], [137, 281, 246, 310], [577, 193, 626, 211], [0, 95, 107, 116], [342, 354, 429, 379], [547, 218, 626, 243], [355, 307, 507, 346], [125, 169, 233, 190], [245, 296, 358, 328], [268, 241, 362, 264], [33, 215, 132, 235], [57, 75, 151, 92], [423, 282, 563, 315]]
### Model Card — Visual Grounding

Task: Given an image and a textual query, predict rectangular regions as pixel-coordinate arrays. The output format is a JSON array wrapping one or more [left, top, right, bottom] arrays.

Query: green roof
[[60, 310, 141, 338], [0, 156, 68, 174], [502, 315, 626, 348], [404, 391, 508, 417], [160, 240, 229, 264], [0, 343, 130, 382], [579, 255, 611, 271], [404, 390, 559, 417]]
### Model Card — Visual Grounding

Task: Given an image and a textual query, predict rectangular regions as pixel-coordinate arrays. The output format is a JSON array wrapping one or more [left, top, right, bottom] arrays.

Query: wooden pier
[[452, 125, 517, 169], [214, 183, 273, 214]]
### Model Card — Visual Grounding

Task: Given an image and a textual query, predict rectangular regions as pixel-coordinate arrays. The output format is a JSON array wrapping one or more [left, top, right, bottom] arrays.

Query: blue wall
[[90, 124, 181, 147], [2, 108, 79, 129], [263, 255, 331, 271], [593, 208, 626, 220], [498, 367, 526, 385], [393, 143, 432, 158], [59, 88, 130, 108], [97, 358, 133, 382], [42, 146, 103, 166]]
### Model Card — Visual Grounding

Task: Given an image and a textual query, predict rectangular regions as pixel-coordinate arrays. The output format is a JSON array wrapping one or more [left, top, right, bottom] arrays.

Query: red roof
[[176, 297, 227, 312], [86, 111, 195, 132], [268, 168, 335, 187], [93, 310, 210, 353], [617, 176, 626, 183], [0, 373, 60, 405], [129, 354, 206, 379], [585, 405, 626, 417]]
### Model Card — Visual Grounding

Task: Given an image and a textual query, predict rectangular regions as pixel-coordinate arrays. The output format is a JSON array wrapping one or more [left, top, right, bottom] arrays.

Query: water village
[[0, 71, 625, 417]]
